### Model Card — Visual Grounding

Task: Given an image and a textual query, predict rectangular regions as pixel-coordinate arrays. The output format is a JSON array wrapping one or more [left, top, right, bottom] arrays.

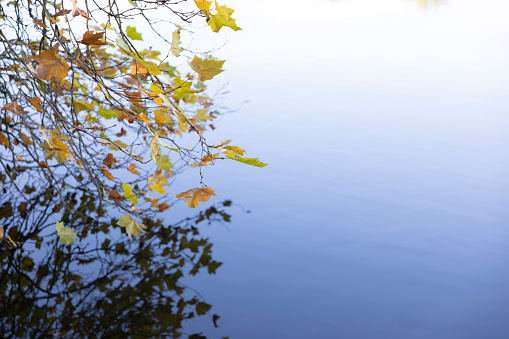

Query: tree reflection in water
[[0, 175, 231, 338]]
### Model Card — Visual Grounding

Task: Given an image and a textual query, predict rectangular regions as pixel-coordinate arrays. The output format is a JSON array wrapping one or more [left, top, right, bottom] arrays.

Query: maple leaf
[[39, 129, 69, 164], [189, 56, 225, 81], [175, 187, 216, 208], [117, 214, 147, 241], [102, 153, 117, 168], [208, 1, 241, 33], [55, 221, 77, 244], [2, 100, 24, 115], [170, 30, 184, 57], [155, 155, 173, 170], [34, 50, 69, 83], [78, 31, 108, 46]]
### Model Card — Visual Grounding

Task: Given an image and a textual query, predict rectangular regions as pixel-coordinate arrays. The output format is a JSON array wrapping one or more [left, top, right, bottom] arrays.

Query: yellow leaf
[[117, 214, 146, 241], [170, 30, 184, 57], [40, 129, 69, 164], [188, 56, 225, 81], [208, 1, 241, 33], [122, 182, 138, 204], [194, 0, 212, 11], [139, 113, 150, 124], [154, 109, 172, 124], [150, 184, 168, 194], [175, 187, 216, 208]]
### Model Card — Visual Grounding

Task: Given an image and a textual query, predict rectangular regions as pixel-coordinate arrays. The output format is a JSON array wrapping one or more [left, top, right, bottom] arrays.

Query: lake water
[[168, 0, 509, 338]]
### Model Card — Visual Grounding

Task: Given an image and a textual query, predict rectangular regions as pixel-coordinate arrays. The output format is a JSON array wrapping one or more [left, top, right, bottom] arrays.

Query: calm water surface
[[171, 0, 509, 338]]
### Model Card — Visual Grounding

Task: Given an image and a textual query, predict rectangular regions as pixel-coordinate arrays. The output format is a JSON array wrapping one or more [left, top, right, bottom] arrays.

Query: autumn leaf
[[126, 26, 143, 40], [226, 155, 267, 167], [194, 0, 212, 11], [109, 189, 125, 204], [78, 31, 108, 46], [170, 30, 184, 57], [2, 100, 23, 114], [39, 129, 69, 164], [70, 0, 90, 19], [195, 108, 213, 122], [176, 187, 216, 208], [101, 166, 116, 180], [0, 133, 9, 148], [189, 56, 225, 81], [27, 97, 43, 112], [208, 1, 241, 33], [117, 214, 147, 241], [19, 132, 33, 145], [34, 50, 69, 83], [128, 163, 140, 175], [0, 226, 3, 240], [155, 155, 173, 170], [148, 170, 169, 194], [158, 202, 170, 212], [102, 153, 117, 168], [122, 182, 138, 204], [131, 62, 149, 77], [55, 221, 77, 244]]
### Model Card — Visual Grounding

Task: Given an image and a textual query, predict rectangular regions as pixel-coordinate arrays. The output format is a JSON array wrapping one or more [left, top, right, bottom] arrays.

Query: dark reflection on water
[[0, 175, 232, 338]]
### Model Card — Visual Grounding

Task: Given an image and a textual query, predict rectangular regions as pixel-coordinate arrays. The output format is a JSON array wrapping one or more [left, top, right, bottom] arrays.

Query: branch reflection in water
[[0, 173, 232, 338]]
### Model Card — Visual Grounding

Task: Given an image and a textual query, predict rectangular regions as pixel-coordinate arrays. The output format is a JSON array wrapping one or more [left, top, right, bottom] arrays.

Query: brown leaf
[[27, 97, 43, 112], [128, 163, 140, 175], [2, 101, 24, 115], [71, 0, 90, 19], [38, 161, 48, 168], [102, 153, 117, 169], [101, 166, 115, 180], [78, 31, 107, 46], [19, 132, 33, 145], [34, 50, 69, 83], [53, 9, 72, 17], [109, 190, 125, 204], [158, 202, 170, 212], [175, 187, 216, 208], [116, 128, 127, 137]]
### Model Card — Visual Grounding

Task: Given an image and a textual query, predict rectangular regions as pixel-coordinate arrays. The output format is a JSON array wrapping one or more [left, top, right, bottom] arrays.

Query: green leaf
[[195, 108, 213, 122], [55, 221, 76, 244], [195, 302, 212, 315], [98, 106, 117, 119], [122, 182, 138, 204], [226, 155, 268, 167], [117, 214, 147, 241], [126, 26, 143, 40]]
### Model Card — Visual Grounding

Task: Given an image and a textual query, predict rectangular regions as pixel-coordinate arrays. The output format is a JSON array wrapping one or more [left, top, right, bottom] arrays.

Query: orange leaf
[[27, 97, 43, 112], [0, 226, 3, 240], [175, 187, 216, 208], [78, 31, 107, 46], [151, 199, 160, 208], [131, 62, 149, 77], [34, 50, 69, 83], [38, 161, 48, 168], [0, 132, 9, 148], [101, 166, 116, 180], [128, 163, 140, 175], [2, 101, 23, 115], [102, 153, 117, 169]]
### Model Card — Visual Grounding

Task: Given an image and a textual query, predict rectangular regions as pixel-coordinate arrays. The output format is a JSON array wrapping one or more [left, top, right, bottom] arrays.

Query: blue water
[[169, 1, 509, 337]]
